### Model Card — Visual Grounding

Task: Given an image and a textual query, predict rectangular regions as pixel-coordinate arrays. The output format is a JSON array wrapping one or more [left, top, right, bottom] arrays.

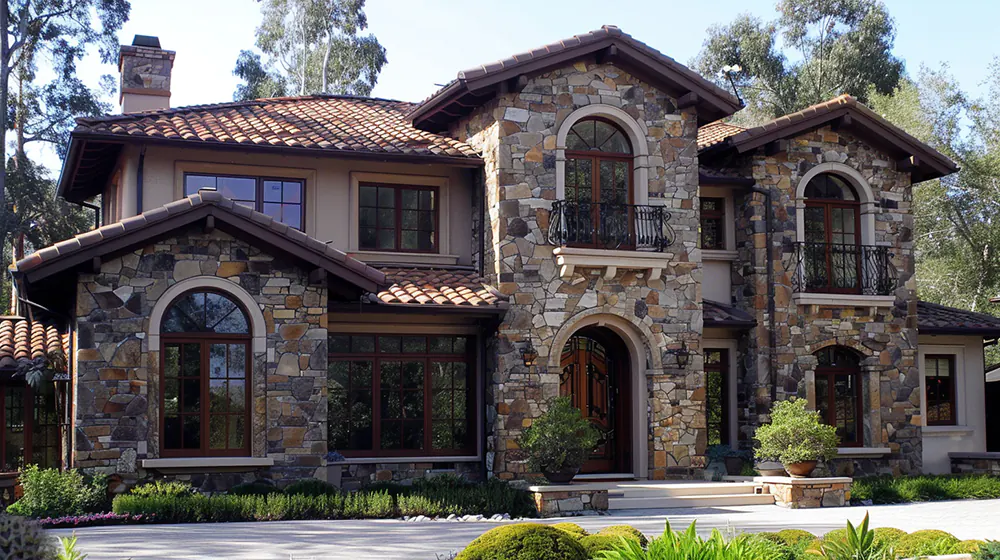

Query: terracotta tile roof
[[14, 191, 386, 292], [917, 300, 1000, 336], [74, 95, 481, 160], [697, 121, 745, 150], [371, 268, 507, 308], [703, 299, 756, 328], [0, 318, 67, 371]]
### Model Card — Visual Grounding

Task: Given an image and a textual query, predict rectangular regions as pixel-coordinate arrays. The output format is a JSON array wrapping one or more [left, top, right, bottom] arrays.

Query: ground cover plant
[[852, 474, 1000, 504]]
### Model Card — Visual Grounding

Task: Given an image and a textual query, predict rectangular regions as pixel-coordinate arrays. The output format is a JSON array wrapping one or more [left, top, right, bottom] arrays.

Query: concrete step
[[608, 492, 775, 510], [610, 482, 761, 498]]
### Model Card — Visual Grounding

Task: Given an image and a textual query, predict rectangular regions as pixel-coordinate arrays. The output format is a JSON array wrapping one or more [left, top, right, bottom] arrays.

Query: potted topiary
[[754, 399, 838, 477], [518, 396, 600, 484]]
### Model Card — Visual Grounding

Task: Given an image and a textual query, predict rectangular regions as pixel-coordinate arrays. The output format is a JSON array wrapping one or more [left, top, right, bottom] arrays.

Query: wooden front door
[[559, 328, 630, 474]]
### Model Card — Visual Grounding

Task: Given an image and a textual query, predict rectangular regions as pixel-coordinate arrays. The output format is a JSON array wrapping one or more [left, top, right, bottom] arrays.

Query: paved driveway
[[50, 499, 1000, 560]]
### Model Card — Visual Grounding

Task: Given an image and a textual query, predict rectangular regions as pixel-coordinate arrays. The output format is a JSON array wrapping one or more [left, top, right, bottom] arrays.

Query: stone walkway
[[51, 499, 1000, 560]]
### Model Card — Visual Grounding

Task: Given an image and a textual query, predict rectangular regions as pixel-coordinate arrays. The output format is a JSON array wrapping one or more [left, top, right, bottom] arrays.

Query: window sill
[[923, 425, 975, 437], [331, 456, 480, 465], [792, 293, 895, 308], [701, 249, 738, 261], [553, 247, 669, 281], [347, 250, 460, 266], [835, 447, 891, 458], [141, 457, 275, 469]]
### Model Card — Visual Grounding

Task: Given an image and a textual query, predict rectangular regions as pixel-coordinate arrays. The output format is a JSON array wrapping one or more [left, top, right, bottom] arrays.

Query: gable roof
[[0, 317, 67, 372], [917, 300, 1000, 337], [14, 190, 386, 293], [700, 95, 958, 182], [407, 25, 743, 132], [698, 120, 746, 150], [60, 95, 482, 202]]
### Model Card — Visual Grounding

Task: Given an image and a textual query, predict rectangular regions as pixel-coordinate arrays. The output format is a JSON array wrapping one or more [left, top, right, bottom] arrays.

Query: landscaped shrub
[[129, 480, 194, 498], [456, 523, 587, 560], [821, 528, 849, 543], [597, 525, 648, 547], [579, 535, 622, 556], [595, 521, 786, 560], [0, 514, 57, 560], [775, 529, 815, 547], [6, 466, 108, 518], [395, 477, 535, 518], [810, 514, 890, 560], [871, 527, 906, 550], [956, 540, 987, 554], [228, 480, 283, 496], [974, 540, 1000, 560], [852, 474, 1000, 504], [552, 522, 589, 538], [894, 529, 959, 558], [283, 478, 338, 496]]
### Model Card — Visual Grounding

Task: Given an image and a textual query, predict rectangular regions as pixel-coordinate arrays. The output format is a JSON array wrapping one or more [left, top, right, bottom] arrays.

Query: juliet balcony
[[790, 241, 898, 306], [547, 201, 673, 281]]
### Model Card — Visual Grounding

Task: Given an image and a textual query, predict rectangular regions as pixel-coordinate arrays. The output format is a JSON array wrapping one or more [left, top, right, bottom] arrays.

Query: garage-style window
[[925, 355, 956, 426], [327, 334, 473, 456], [184, 173, 304, 230]]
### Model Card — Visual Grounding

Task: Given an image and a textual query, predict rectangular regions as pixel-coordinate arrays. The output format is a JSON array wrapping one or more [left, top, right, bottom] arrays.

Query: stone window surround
[[347, 171, 458, 266], [700, 186, 737, 259], [802, 341, 882, 449], [918, 344, 969, 429]]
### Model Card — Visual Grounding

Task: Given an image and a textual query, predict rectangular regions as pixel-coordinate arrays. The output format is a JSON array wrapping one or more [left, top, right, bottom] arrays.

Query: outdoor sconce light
[[668, 342, 690, 369], [520, 343, 538, 368]]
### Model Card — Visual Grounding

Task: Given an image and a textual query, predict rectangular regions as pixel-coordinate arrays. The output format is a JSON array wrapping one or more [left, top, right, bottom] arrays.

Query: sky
[[29, 0, 1000, 172]]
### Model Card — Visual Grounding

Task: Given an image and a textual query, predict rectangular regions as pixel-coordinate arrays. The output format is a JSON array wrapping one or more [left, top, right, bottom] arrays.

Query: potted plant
[[705, 444, 751, 476], [754, 399, 838, 477], [755, 458, 786, 477], [518, 396, 600, 484]]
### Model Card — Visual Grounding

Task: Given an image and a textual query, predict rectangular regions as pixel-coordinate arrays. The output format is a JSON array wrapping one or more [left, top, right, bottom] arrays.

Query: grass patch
[[852, 474, 1000, 504]]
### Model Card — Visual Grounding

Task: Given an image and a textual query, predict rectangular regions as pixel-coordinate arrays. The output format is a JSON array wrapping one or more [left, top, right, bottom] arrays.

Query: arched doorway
[[559, 326, 631, 474], [814, 346, 863, 447]]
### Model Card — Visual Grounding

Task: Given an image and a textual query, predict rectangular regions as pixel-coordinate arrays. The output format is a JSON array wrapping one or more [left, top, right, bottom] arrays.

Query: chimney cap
[[131, 35, 161, 48]]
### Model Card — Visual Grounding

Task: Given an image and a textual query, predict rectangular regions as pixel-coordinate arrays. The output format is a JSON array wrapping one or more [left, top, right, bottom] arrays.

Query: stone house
[[4, 28, 999, 490]]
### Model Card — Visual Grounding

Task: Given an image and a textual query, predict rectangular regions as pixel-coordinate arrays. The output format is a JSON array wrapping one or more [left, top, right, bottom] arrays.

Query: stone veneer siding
[[449, 60, 706, 480], [729, 126, 921, 475], [73, 227, 328, 489]]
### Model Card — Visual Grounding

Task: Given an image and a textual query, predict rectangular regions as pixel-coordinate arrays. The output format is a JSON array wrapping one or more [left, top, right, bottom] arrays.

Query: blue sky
[[31, 0, 998, 171]]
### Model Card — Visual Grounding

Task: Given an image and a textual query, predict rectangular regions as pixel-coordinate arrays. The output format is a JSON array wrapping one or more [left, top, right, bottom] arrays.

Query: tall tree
[[233, 0, 386, 101], [694, 0, 904, 125]]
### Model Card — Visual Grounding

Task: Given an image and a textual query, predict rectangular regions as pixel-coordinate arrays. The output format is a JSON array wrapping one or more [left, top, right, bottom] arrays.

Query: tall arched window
[[563, 118, 634, 248], [803, 173, 862, 293], [814, 346, 863, 447], [161, 290, 251, 457]]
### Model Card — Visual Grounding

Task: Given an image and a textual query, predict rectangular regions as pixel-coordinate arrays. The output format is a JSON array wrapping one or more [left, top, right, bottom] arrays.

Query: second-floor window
[[358, 183, 437, 252], [802, 173, 861, 293], [925, 355, 956, 425], [563, 118, 633, 248], [184, 174, 304, 230], [700, 197, 725, 250]]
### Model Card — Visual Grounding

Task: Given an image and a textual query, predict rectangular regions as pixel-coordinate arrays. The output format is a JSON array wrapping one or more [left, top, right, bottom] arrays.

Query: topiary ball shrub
[[552, 522, 588, 538], [895, 529, 959, 557], [872, 527, 907, 550], [0, 515, 56, 559], [579, 535, 624, 556], [776, 529, 816, 547], [956, 540, 986, 554], [456, 523, 587, 560], [597, 525, 648, 547], [822, 528, 849, 543], [229, 480, 283, 496], [283, 479, 338, 496]]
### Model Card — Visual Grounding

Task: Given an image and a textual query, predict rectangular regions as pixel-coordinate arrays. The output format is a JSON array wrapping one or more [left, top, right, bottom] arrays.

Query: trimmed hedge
[[552, 522, 589, 538], [597, 524, 648, 547], [852, 474, 1000, 504], [456, 524, 586, 560], [895, 529, 960, 558]]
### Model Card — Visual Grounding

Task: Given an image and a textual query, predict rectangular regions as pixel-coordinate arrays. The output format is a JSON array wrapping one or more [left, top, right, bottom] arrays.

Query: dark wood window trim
[[925, 354, 957, 426], [705, 348, 729, 446], [815, 367, 864, 447], [357, 183, 440, 254], [700, 197, 726, 251], [328, 334, 475, 458], [183, 172, 306, 231], [0, 383, 61, 471]]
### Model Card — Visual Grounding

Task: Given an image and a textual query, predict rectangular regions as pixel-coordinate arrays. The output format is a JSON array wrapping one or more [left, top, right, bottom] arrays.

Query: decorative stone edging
[[756, 476, 852, 508], [526, 483, 610, 517]]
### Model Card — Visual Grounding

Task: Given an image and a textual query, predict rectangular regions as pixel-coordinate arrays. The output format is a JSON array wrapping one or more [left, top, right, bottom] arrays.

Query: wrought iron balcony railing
[[791, 242, 897, 296], [548, 201, 672, 251]]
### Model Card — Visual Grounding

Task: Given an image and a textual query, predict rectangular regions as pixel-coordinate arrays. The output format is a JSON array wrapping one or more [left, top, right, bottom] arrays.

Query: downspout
[[750, 185, 777, 406], [136, 145, 147, 216]]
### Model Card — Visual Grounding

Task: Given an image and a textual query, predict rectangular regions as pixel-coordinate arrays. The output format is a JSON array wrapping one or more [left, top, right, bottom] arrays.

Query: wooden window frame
[[925, 354, 957, 426], [357, 183, 440, 254], [704, 348, 729, 446], [700, 197, 726, 251], [183, 172, 306, 231], [0, 383, 61, 471], [328, 335, 476, 458], [815, 367, 864, 447]]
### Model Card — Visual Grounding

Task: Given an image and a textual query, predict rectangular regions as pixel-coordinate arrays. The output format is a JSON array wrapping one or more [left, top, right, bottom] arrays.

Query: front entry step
[[608, 492, 776, 510], [611, 481, 760, 498]]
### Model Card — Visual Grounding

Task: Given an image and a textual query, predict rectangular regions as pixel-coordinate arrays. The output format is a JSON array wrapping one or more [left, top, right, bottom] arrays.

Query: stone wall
[[73, 226, 328, 489], [728, 126, 921, 475], [450, 60, 706, 480]]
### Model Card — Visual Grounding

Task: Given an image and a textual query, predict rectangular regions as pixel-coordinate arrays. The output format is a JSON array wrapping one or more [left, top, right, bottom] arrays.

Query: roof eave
[[919, 327, 1000, 338]]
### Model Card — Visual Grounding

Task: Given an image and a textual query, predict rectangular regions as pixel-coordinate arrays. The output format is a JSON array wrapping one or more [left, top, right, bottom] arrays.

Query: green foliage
[[595, 520, 786, 560], [894, 529, 959, 558], [581, 535, 626, 556], [57, 533, 87, 560], [0, 514, 56, 559], [974, 540, 1000, 560], [129, 480, 194, 498], [7, 466, 107, 518], [871, 527, 907, 550], [775, 529, 815, 547], [456, 523, 587, 560], [598, 525, 649, 548], [693, 0, 903, 125], [233, 0, 387, 100], [812, 514, 891, 560], [754, 400, 838, 465], [518, 396, 601, 474], [228, 480, 283, 496], [956, 540, 987, 554], [283, 478, 338, 496], [552, 522, 589, 538], [851, 474, 1000, 504]]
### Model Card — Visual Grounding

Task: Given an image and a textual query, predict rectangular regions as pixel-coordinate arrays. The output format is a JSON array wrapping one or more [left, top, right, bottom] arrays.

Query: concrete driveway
[[50, 499, 1000, 560]]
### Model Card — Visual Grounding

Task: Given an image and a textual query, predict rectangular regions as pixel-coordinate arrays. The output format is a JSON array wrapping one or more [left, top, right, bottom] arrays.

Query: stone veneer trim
[[794, 161, 877, 246]]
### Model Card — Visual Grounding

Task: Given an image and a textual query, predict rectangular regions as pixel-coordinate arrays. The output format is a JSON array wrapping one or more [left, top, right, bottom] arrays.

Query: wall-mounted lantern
[[520, 343, 538, 368], [667, 342, 690, 369]]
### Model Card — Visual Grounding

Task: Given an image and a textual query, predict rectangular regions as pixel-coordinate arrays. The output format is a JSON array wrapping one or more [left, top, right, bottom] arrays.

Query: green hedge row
[[852, 474, 1000, 504]]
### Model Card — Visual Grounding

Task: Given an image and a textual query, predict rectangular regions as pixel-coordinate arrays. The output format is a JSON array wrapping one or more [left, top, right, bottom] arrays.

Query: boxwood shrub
[[456, 524, 586, 560]]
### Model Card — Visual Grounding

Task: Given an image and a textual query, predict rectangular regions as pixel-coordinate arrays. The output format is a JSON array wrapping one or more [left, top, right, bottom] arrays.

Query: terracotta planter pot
[[784, 460, 818, 478], [542, 465, 580, 484]]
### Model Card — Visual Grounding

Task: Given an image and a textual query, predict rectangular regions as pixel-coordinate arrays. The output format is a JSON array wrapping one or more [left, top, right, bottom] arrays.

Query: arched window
[[562, 118, 634, 248], [161, 290, 251, 457], [814, 346, 863, 447], [802, 173, 862, 293]]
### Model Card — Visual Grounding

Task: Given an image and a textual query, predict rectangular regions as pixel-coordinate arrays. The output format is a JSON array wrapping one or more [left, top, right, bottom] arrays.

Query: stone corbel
[[603, 266, 617, 280], [560, 263, 575, 279]]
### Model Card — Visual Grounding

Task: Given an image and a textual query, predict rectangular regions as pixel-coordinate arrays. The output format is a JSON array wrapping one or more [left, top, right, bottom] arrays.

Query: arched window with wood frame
[[160, 290, 251, 457], [801, 173, 863, 293], [814, 346, 863, 447]]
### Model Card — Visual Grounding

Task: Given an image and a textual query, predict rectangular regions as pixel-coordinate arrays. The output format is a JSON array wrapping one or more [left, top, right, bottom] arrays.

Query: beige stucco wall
[[703, 260, 732, 303], [115, 145, 477, 266], [917, 334, 988, 474]]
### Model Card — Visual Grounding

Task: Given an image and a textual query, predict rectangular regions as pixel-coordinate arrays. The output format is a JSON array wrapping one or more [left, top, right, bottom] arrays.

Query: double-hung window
[[358, 183, 438, 252], [924, 355, 956, 425], [184, 174, 304, 230]]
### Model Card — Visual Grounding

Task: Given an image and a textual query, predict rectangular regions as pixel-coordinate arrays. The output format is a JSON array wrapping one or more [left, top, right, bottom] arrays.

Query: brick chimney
[[118, 35, 175, 113]]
